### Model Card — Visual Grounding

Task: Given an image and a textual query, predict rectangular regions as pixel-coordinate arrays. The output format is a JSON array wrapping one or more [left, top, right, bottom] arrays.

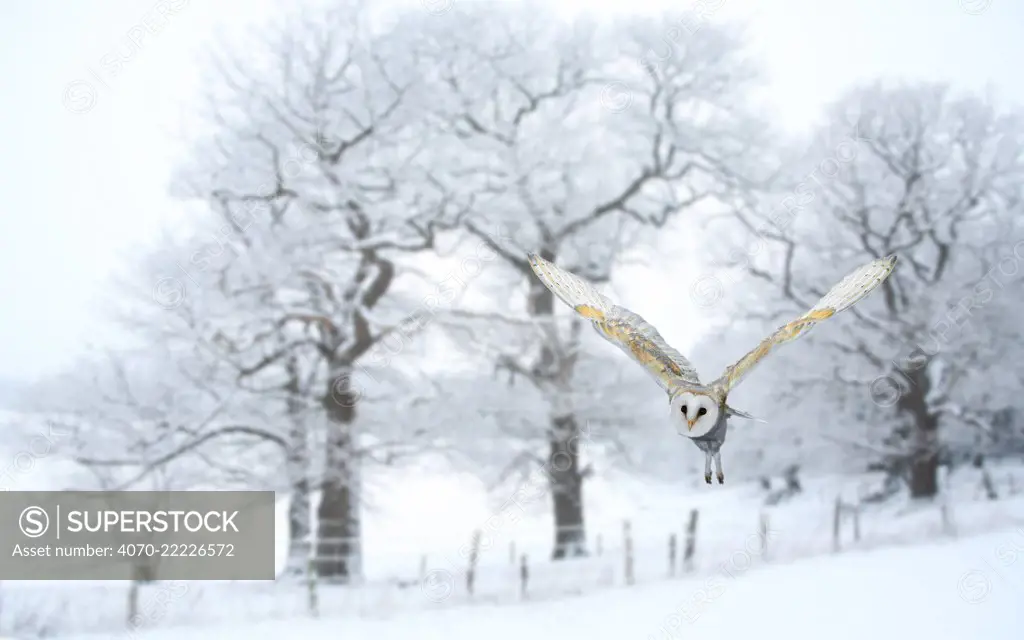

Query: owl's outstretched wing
[[528, 253, 701, 392], [712, 255, 897, 395]]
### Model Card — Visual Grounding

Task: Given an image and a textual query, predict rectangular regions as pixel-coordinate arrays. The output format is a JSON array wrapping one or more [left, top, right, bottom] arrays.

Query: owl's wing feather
[[528, 254, 701, 393], [713, 255, 897, 394]]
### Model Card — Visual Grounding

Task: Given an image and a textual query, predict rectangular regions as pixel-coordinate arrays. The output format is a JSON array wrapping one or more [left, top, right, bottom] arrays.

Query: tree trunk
[[549, 413, 587, 559], [909, 444, 939, 498], [286, 474, 311, 574], [308, 251, 390, 582], [315, 368, 360, 582], [284, 358, 312, 575], [286, 463, 311, 574], [897, 355, 939, 499], [527, 249, 589, 560]]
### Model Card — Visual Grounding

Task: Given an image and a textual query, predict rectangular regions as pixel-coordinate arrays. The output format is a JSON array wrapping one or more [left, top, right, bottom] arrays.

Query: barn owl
[[527, 253, 897, 485]]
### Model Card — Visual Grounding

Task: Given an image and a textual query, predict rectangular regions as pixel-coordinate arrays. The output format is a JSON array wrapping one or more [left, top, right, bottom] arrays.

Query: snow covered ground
[[2, 465, 1021, 638], [54, 526, 1023, 640], [1, 414, 1021, 638]]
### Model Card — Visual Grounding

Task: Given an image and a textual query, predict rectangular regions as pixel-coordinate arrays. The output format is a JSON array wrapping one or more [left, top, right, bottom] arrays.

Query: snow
[[2, 408, 1022, 638], [2, 463, 1022, 638], [54, 526, 1023, 640]]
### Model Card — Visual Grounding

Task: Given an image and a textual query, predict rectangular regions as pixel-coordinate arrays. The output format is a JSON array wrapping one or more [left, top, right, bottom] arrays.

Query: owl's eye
[[697, 407, 707, 417], [681, 406, 687, 414]]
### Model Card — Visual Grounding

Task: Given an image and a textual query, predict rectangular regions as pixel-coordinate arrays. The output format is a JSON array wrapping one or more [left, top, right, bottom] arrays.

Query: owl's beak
[[686, 418, 696, 431]]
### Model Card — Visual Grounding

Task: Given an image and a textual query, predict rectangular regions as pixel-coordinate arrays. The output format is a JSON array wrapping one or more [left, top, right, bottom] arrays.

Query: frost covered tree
[[715, 81, 1024, 499], [24, 339, 272, 494], [406, 1, 768, 556], [163, 1, 468, 580]]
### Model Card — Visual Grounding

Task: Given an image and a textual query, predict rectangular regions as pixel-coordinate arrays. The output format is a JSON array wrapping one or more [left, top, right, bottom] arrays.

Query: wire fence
[[1, 484, 1022, 638]]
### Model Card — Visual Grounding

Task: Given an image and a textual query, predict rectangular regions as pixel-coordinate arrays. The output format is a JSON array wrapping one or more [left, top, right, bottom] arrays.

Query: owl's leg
[[714, 452, 724, 484], [704, 452, 712, 484]]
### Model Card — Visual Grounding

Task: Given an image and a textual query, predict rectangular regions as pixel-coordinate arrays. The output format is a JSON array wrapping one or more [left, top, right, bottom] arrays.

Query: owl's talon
[[717, 472, 724, 484], [704, 473, 712, 484]]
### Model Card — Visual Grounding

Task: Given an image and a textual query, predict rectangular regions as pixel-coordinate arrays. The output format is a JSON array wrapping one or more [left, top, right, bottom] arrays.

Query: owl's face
[[669, 391, 720, 438]]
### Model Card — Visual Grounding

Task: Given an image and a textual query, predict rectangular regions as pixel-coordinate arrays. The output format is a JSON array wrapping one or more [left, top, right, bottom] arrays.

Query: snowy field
[[1, 414, 1021, 637], [1, 462, 1022, 638], [54, 527, 1024, 640]]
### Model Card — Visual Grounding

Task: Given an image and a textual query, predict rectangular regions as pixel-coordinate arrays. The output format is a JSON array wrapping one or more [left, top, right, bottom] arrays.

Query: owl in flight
[[528, 253, 897, 485]]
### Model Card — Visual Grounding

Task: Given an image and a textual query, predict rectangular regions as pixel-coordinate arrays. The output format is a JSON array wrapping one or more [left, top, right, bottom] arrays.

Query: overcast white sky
[[1, 0, 1022, 384]]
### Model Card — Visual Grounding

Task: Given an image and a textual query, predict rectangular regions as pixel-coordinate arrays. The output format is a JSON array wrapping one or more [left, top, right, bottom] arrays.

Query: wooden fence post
[[981, 467, 998, 500], [126, 580, 139, 629], [758, 512, 770, 561], [623, 520, 635, 586], [466, 529, 481, 597], [683, 509, 698, 573], [832, 495, 842, 553], [306, 556, 319, 618], [668, 533, 677, 577], [519, 554, 529, 600]]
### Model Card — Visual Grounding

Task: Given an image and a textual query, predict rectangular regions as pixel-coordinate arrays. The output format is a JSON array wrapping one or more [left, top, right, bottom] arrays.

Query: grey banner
[[0, 491, 275, 580]]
